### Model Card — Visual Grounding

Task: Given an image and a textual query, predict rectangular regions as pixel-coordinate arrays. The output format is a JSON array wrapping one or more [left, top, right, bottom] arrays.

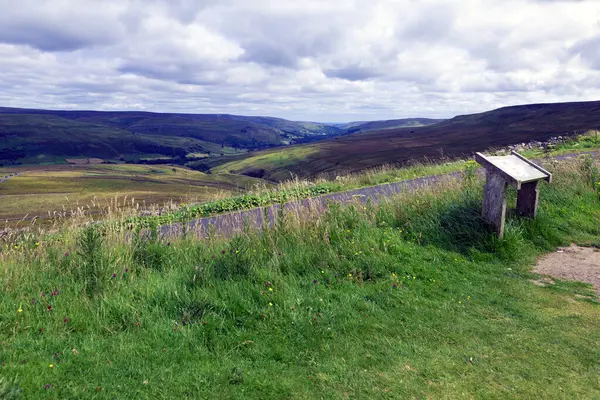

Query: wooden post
[[516, 181, 539, 218], [482, 170, 508, 238]]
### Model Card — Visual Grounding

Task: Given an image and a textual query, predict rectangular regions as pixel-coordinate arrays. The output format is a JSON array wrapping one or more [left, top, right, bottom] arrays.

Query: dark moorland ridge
[[216, 100, 600, 181], [0, 106, 440, 165]]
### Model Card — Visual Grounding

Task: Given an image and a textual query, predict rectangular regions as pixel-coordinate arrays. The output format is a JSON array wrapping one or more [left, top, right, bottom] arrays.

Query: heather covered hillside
[[212, 101, 600, 181]]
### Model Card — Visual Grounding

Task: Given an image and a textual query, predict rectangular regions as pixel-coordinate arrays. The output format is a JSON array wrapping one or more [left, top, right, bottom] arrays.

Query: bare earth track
[[534, 244, 600, 296]]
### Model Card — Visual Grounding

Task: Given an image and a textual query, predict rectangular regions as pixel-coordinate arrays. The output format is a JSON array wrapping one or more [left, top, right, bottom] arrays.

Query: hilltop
[[212, 100, 600, 181]]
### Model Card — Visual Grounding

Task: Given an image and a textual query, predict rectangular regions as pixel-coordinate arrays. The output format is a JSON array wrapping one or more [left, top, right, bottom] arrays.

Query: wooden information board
[[475, 151, 552, 238]]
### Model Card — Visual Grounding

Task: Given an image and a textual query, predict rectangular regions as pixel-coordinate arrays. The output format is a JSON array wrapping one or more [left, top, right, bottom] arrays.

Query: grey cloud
[[118, 63, 225, 86], [239, 42, 298, 68], [571, 35, 600, 69], [0, 1, 125, 51], [323, 65, 382, 81]]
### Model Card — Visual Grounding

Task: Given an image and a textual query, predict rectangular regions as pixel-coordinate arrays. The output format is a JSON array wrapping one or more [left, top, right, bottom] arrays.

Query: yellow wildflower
[[17, 307, 22, 313], [49, 364, 54, 368]]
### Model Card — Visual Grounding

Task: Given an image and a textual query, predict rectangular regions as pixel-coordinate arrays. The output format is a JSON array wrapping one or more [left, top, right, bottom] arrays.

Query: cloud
[[0, 0, 599, 121]]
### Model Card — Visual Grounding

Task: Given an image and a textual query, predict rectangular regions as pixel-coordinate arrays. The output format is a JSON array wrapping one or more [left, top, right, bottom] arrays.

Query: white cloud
[[0, 0, 599, 121]]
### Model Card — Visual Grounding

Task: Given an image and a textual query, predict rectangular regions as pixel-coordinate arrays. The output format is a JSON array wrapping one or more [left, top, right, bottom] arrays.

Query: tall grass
[[0, 157, 599, 398]]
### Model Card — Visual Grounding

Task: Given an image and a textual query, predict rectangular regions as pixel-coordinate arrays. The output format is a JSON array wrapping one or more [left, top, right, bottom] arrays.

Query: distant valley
[[1, 101, 600, 182], [0, 106, 441, 166]]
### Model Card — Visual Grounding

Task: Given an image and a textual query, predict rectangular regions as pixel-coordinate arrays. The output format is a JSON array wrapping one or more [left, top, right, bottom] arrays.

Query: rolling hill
[[211, 100, 600, 181], [0, 107, 352, 165]]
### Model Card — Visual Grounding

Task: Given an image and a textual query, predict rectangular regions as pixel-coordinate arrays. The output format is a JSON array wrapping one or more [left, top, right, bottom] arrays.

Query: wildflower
[[313, 279, 318, 284], [49, 364, 54, 368], [125, 268, 129, 273], [268, 302, 273, 307], [72, 348, 78, 355], [348, 273, 352, 277], [64, 252, 69, 257], [47, 305, 52, 311], [111, 273, 117, 278], [41, 292, 46, 297], [268, 287, 273, 292], [44, 384, 51, 390], [393, 282, 398, 288], [265, 281, 271, 287], [167, 242, 171, 247], [221, 249, 226, 254], [63, 318, 69, 324], [18, 307, 22, 313], [321, 270, 324, 274]]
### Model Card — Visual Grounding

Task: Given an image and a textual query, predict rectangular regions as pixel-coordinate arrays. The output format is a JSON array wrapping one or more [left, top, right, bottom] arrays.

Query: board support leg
[[516, 181, 539, 218], [482, 171, 508, 238]]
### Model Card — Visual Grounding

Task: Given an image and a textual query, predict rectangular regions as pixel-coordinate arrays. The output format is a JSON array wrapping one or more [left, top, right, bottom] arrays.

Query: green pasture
[[0, 156, 599, 398]]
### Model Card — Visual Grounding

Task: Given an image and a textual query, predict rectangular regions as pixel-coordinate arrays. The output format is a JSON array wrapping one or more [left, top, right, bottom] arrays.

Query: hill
[[0, 107, 347, 165], [342, 118, 444, 134], [212, 100, 600, 181]]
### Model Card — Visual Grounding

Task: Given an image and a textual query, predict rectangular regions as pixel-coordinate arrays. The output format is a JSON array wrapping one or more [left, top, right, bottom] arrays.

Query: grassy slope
[[0, 164, 264, 223], [0, 157, 599, 398], [213, 101, 600, 181]]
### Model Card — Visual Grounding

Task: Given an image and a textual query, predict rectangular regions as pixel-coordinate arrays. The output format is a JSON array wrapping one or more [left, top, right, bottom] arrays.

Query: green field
[[0, 156, 599, 398], [0, 164, 265, 225]]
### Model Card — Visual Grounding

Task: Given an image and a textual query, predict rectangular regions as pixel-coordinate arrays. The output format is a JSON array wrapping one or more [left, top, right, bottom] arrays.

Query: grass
[[0, 164, 265, 226], [211, 145, 321, 179], [0, 157, 599, 398]]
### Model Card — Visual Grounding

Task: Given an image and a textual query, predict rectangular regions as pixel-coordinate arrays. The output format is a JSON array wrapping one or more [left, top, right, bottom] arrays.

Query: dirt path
[[534, 244, 600, 296]]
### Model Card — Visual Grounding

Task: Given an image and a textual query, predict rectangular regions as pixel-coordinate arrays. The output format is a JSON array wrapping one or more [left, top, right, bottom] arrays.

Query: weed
[[76, 225, 105, 296]]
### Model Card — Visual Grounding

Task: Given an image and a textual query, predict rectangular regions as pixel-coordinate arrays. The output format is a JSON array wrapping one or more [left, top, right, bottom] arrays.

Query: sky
[[0, 0, 599, 122]]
